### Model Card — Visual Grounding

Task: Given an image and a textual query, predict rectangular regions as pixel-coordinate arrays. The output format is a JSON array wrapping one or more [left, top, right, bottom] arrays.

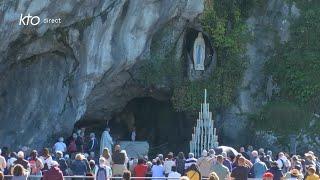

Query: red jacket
[[43, 166, 64, 180]]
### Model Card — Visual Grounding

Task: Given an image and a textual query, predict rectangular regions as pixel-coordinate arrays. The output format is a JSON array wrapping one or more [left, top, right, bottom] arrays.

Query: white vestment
[[100, 131, 113, 155]]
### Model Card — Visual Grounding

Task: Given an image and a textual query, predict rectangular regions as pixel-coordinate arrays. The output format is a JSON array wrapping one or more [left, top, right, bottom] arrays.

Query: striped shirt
[[185, 158, 197, 169]]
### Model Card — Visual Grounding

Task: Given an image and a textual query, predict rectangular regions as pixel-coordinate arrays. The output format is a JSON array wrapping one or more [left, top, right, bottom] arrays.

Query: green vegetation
[[252, 0, 320, 143], [172, 0, 256, 111], [137, 54, 183, 87], [137, 0, 260, 112]]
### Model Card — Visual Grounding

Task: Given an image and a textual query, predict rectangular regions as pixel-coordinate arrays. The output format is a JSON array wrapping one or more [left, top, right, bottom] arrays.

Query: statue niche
[[193, 32, 206, 71]]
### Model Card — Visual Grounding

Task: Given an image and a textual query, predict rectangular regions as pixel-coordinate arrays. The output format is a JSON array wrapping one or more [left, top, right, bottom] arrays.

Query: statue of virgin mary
[[100, 127, 114, 155], [193, 32, 205, 71]]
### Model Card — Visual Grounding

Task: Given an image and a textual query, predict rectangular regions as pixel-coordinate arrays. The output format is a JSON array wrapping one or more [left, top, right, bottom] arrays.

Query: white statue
[[193, 32, 205, 71], [100, 128, 114, 155]]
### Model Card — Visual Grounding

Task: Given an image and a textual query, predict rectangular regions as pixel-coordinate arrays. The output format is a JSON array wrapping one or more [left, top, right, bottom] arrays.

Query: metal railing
[[3, 175, 209, 179], [4, 175, 266, 179]]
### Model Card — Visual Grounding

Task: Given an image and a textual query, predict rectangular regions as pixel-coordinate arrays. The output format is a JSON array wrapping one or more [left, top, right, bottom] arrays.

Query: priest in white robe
[[100, 128, 114, 155]]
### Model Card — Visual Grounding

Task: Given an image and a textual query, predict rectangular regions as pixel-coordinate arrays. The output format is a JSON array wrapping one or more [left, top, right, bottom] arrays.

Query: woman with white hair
[[13, 151, 30, 172], [95, 157, 112, 180]]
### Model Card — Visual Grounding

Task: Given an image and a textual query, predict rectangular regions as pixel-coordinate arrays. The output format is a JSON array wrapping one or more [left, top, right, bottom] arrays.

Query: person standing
[[67, 133, 78, 158], [152, 159, 164, 180], [185, 164, 201, 180], [71, 153, 87, 176], [211, 155, 230, 180], [87, 133, 98, 154], [251, 152, 268, 178], [53, 137, 67, 153], [14, 151, 30, 173], [55, 151, 68, 176], [101, 148, 112, 167], [185, 153, 197, 170], [7, 152, 17, 175], [95, 157, 112, 180], [197, 150, 213, 178], [163, 152, 175, 176], [266, 161, 283, 180], [168, 166, 181, 180], [42, 161, 63, 180], [239, 147, 250, 160], [11, 164, 28, 180], [76, 130, 84, 153], [40, 148, 53, 171], [306, 166, 319, 180], [175, 152, 186, 175], [28, 150, 44, 176], [0, 149, 6, 173], [222, 152, 233, 172], [100, 128, 114, 156], [134, 159, 148, 180], [131, 127, 136, 141], [231, 156, 252, 180], [112, 145, 126, 176]]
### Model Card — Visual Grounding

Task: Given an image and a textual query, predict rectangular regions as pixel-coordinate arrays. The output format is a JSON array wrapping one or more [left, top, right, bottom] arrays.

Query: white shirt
[[163, 159, 175, 174], [53, 142, 67, 153], [0, 155, 6, 171], [40, 156, 53, 169], [168, 172, 181, 180]]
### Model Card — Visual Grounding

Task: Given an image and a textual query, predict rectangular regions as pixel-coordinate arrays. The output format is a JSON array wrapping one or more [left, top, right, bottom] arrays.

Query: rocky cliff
[[0, 0, 204, 148]]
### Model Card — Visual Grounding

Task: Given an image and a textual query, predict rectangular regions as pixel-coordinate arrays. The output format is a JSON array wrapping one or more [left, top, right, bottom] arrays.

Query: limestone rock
[[0, 0, 204, 148]]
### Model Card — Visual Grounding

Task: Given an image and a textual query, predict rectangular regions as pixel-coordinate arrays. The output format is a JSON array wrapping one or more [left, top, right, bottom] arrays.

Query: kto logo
[[19, 14, 40, 26]]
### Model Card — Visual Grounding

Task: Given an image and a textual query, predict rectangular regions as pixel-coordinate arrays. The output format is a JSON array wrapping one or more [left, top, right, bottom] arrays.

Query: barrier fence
[[3, 176, 264, 179], [3, 176, 212, 179]]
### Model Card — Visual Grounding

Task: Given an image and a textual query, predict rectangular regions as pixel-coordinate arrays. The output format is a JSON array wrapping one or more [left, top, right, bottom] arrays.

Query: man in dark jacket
[[266, 161, 283, 180], [87, 133, 98, 154], [43, 161, 63, 180], [55, 151, 68, 175]]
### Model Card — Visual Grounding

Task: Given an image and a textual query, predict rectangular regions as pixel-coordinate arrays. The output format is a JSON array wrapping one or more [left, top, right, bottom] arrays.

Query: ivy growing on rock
[[171, 0, 255, 112], [252, 0, 320, 146]]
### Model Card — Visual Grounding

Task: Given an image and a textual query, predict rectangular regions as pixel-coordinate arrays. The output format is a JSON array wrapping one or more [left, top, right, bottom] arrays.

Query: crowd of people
[[0, 130, 319, 180]]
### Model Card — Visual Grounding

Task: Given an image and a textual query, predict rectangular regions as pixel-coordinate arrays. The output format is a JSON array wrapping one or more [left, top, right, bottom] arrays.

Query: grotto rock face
[[0, 0, 204, 148], [220, 0, 300, 146]]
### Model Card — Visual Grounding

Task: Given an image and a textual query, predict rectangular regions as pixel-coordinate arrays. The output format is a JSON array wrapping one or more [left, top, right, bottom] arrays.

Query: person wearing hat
[[284, 168, 304, 180], [304, 152, 316, 173], [266, 161, 283, 180], [197, 150, 214, 177], [262, 172, 274, 180], [306, 166, 319, 180], [42, 161, 63, 180]]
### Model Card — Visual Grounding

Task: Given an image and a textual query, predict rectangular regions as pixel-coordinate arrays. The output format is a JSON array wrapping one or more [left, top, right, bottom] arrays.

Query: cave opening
[[75, 97, 194, 156]]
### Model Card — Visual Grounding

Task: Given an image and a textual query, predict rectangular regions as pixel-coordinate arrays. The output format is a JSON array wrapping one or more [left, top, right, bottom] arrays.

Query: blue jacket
[[252, 161, 267, 178]]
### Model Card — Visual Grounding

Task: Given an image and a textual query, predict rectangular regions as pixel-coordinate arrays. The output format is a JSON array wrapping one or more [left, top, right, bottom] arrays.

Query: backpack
[[68, 140, 77, 152], [279, 159, 288, 172], [96, 167, 107, 180]]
